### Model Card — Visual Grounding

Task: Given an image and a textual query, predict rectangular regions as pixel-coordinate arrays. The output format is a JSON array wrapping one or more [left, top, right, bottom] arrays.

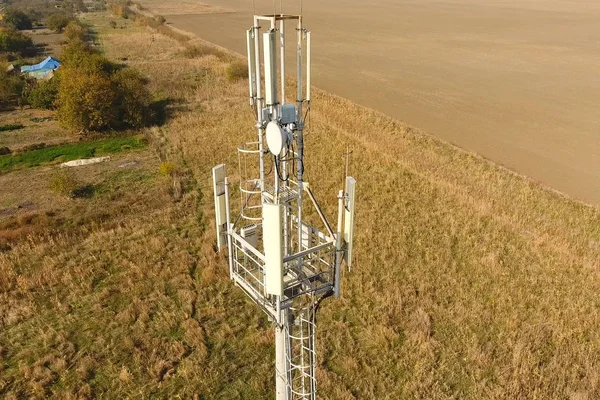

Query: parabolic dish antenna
[[266, 121, 287, 155]]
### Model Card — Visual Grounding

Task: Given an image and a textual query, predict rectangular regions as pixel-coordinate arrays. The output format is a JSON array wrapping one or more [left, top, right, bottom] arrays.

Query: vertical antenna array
[[213, 11, 357, 400]]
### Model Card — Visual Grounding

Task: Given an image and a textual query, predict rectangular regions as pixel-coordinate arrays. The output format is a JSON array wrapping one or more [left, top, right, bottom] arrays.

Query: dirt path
[[163, 0, 600, 204]]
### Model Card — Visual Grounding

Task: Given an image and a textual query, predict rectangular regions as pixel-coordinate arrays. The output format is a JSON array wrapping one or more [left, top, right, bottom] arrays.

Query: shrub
[[109, 20, 117, 29], [55, 43, 154, 132], [107, 1, 132, 18], [0, 147, 11, 156], [28, 79, 59, 110], [111, 68, 153, 129], [60, 40, 117, 74], [46, 13, 74, 33], [0, 123, 25, 132], [160, 162, 176, 176], [0, 29, 34, 55], [0, 69, 25, 108], [3, 9, 33, 30], [53, 34, 153, 133], [225, 61, 248, 83], [64, 20, 88, 43], [49, 170, 79, 196], [60, 39, 95, 66], [182, 45, 202, 59]]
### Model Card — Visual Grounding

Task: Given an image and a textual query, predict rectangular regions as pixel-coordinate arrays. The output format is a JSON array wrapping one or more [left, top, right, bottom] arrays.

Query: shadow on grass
[[151, 97, 188, 126], [71, 185, 95, 199], [33, 43, 51, 57]]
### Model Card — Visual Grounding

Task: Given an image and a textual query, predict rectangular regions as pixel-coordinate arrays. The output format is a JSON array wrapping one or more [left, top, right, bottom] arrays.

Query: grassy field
[[0, 135, 147, 171], [1, 9, 599, 400], [0, 109, 74, 151]]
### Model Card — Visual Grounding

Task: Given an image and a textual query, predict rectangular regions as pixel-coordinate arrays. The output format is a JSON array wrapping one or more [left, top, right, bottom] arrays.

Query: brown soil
[[162, 0, 600, 204]]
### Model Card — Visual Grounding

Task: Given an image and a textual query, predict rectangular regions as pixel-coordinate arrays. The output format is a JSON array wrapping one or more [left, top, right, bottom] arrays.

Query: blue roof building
[[21, 57, 61, 79]]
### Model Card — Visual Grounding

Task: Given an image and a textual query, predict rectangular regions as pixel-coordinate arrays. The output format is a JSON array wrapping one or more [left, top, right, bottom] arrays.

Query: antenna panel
[[212, 164, 228, 249], [344, 177, 356, 270], [263, 203, 284, 296], [263, 31, 278, 106], [246, 29, 257, 102], [306, 31, 312, 102]]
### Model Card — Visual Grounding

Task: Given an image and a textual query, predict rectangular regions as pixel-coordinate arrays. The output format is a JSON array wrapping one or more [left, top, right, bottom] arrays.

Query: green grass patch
[[0, 124, 25, 132], [0, 136, 147, 171]]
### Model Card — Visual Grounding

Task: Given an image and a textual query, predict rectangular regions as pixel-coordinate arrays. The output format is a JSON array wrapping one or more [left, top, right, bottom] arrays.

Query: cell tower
[[212, 12, 356, 400]]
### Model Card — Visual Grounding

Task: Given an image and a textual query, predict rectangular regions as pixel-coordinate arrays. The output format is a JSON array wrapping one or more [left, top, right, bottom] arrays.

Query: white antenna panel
[[263, 203, 284, 296], [344, 177, 356, 270], [212, 164, 227, 249], [263, 31, 278, 106], [306, 31, 312, 102], [246, 29, 257, 102]]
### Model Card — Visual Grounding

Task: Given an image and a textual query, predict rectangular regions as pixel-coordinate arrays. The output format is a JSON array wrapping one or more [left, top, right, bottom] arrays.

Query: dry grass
[[0, 150, 166, 248], [1, 9, 599, 400], [0, 109, 74, 151]]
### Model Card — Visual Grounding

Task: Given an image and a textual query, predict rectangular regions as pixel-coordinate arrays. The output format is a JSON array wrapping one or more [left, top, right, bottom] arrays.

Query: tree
[[3, 9, 33, 30], [111, 68, 153, 128], [52, 31, 154, 133], [60, 40, 117, 75], [55, 67, 119, 132], [64, 20, 87, 43], [59, 39, 95, 66], [46, 13, 73, 33], [55, 64, 154, 132], [225, 61, 248, 83], [28, 78, 59, 109]]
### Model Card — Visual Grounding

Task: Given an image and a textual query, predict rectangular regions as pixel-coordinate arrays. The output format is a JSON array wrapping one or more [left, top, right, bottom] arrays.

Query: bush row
[[29, 39, 157, 133]]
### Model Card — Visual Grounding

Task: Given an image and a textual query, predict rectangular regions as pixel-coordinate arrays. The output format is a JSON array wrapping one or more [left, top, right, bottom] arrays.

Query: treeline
[[0, 1, 91, 31], [1, 16, 158, 133], [0, 27, 33, 108], [106, 1, 190, 42], [31, 22, 157, 132], [0, 12, 84, 110], [0, 8, 83, 61], [0, 0, 93, 28]]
